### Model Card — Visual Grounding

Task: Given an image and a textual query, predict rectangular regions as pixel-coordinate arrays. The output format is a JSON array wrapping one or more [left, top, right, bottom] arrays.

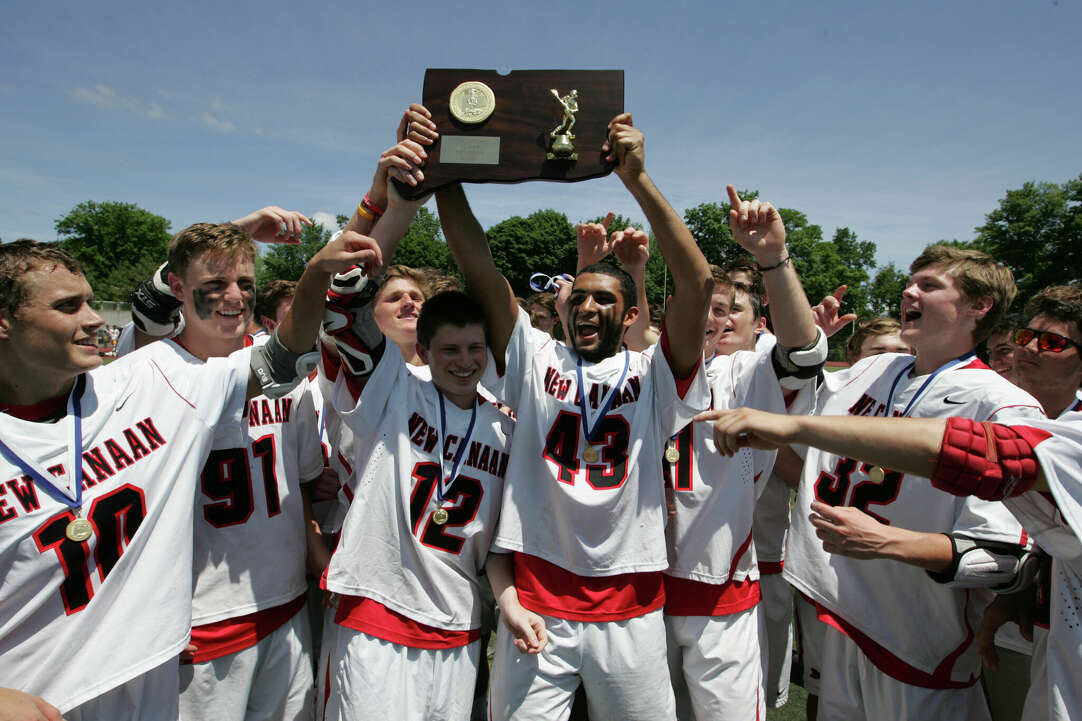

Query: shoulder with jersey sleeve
[[104, 337, 251, 429], [934, 359, 1044, 421]]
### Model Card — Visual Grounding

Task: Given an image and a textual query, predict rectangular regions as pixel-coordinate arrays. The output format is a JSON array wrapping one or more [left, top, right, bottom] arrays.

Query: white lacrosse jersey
[[321, 346, 512, 631], [1000, 411, 1082, 721], [180, 335, 324, 627], [488, 308, 709, 576], [784, 352, 1044, 687], [665, 349, 784, 584], [0, 341, 249, 712]]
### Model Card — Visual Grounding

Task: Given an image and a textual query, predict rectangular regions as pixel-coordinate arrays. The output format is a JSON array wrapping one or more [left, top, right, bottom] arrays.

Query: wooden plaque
[[394, 69, 624, 200]]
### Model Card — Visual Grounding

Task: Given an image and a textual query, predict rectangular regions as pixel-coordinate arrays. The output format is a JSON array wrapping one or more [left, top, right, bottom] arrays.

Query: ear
[[754, 316, 768, 333], [260, 316, 277, 333], [968, 296, 994, 321], [168, 271, 186, 302], [0, 311, 11, 341], [416, 343, 430, 365], [622, 306, 640, 328]]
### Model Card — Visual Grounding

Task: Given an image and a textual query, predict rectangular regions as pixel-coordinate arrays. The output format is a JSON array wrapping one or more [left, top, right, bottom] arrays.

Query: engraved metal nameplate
[[440, 136, 500, 165]]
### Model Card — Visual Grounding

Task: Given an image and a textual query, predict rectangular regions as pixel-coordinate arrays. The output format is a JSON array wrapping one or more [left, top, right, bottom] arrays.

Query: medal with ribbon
[[0, 376, 91, 541], [433, 390, 477, 525], [868, 351, 976, 483], [576, 351, 630, 463]]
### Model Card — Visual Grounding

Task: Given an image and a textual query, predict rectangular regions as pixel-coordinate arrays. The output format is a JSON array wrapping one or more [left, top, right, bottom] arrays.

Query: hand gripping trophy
[[547, 88, 579, 160]]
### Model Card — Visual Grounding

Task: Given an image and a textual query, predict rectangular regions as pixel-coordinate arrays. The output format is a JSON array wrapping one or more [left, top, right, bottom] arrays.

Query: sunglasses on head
[[1012, 328, 1082, 353]]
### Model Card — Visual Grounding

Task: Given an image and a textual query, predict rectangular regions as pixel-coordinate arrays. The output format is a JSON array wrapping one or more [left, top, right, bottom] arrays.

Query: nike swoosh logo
[[943, 396, 966, 405], [115, 389, 136, 412]]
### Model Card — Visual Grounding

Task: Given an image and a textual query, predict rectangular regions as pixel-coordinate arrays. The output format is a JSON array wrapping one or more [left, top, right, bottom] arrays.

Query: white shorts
[[665, 606, 766, 721], [818, 623, 992, 721], [795, 593, 825, 696], [179, 608, 314, 721], [315, 605, 339, 721], [758, 573, 794, 708], [324, 625, 480, 721], [66, 657, 180, 721], [488, 608, 675, 721]]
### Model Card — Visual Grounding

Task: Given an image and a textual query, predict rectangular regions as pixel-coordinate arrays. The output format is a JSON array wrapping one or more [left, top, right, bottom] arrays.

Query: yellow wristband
[[355, 203, 376, 222]]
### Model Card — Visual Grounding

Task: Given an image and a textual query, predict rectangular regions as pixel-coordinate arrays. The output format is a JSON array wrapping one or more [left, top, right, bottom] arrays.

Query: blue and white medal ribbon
[[870, 351, 976, 483], [0, 376, 91, 541], [434, 390, 477, 524], [576, 351, 630, 463]]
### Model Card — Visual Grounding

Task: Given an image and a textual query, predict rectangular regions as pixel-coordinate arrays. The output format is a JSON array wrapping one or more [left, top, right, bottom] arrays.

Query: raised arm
[[611, 226, 656, 351], [436, 184, 518, 361], [727, 186, 817, 351], [249, 232, 382, 401], [341, 104, 438, 238], [604, 113, 711, 375]]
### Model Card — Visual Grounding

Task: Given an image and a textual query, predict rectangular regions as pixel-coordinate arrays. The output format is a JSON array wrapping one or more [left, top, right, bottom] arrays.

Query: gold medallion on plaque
[[66, 517, 93, 542], [868, 466, 886, 484], [583, 446, 600, 463], [665, 444, 681, 464], [449, 81, 496, 124], [433, 508, 450, 525]]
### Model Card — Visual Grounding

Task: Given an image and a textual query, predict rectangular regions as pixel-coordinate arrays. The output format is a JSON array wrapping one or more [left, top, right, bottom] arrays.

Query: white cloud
[[70, 84, 165, 119], [311, 211, 339, 231], [71, 84, 118, 107], [202, 111, 235, 133]]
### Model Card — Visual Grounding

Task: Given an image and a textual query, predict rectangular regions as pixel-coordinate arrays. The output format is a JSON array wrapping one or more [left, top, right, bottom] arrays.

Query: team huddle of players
[[0, 104, 1080, 721]]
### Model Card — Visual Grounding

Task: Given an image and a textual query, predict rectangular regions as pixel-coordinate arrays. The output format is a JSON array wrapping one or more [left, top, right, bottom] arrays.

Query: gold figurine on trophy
[[547, 88, 579, 160]]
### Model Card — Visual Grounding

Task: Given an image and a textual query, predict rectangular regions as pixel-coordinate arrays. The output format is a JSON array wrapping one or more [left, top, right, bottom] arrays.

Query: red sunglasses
[[1012, 327, 1082, 353]]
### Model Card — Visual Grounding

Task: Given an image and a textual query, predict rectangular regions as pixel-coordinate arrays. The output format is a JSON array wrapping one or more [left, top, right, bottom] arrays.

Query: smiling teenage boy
[[0, 231, 379, 720], [437, 113, 712, 721], [776, 245, 1044, 721]]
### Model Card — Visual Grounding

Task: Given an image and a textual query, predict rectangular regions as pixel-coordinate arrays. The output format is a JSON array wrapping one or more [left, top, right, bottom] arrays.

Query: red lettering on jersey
[[0, 488, 12, 524], [281, 397, 293, 423], [466, 441, 482, 469], [248, 400, 259, 425], [82, 448, 114, 483], [136, 418, 166, 449], [123, 428, 150, 460], [6, 475, 40, 514], [274, 400, 283, 423], [495, 450, 509, 479], [848, 393, 878, 417], [104, 438, 134, 470], [260, 400, 273, 424], [475, 445, 490, 472], [443, 435, 459, 462]]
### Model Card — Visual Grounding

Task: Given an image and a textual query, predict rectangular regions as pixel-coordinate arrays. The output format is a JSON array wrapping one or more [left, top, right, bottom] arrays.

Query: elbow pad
[[250, 330, 320, 399], [322, 265, 384, 379], [131, 262, 183, 337], [773, 328, 827, 390], [926, 534, 1039, 593]]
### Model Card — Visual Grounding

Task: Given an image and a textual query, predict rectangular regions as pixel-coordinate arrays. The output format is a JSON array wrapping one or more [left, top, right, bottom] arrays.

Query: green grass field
[[767, 684, 808, 721]]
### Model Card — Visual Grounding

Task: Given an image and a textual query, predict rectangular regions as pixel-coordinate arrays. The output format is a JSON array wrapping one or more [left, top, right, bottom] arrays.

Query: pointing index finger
[[602, 211, 614, 233], [726, 184, 742, 209]]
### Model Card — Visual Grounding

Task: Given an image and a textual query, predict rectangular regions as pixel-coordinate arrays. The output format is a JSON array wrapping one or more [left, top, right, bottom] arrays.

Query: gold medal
[[583, 446, 600, 463], [868, 466, 886, 484], [665, 444, 680, 464], [449, 81, 496, 124], [432, 508, 449, 525], [66, 517, 93, 542]]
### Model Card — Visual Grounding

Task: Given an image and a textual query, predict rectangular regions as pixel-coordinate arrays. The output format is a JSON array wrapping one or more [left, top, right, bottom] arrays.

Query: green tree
[[388, 207, 453, 272], [867, 263, 908, 318], [55, 201, 172, 301], [970, 175, 1082, 301], [681, 190, 758, 268], [485, 210, 577, 297], [257, 222, 333, 285]]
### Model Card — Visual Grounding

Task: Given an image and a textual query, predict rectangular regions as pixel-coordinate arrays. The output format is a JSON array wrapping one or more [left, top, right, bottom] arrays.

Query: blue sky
[[2, 0, 1079, 272]]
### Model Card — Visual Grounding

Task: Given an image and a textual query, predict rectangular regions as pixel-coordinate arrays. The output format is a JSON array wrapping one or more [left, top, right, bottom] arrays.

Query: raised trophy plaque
[[394, 69, 624, 200]]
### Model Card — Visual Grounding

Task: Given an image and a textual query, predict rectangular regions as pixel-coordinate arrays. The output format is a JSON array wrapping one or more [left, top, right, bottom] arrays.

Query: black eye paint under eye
[[192, 288, 219, 320]]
